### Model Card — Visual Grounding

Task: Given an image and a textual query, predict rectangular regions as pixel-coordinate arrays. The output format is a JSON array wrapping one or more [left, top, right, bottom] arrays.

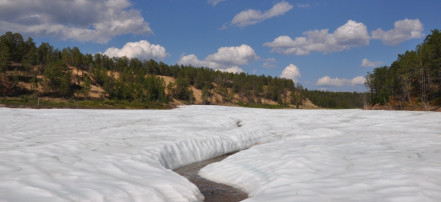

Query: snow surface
[[1, 106, 440, 202], [0, 106, 279, 202], [199, 108, 441, 201]]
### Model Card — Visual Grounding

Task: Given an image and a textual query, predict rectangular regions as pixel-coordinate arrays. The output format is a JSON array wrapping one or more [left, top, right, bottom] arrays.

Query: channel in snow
[[1, 106, 441, 201], [0, 106, 279, 202]]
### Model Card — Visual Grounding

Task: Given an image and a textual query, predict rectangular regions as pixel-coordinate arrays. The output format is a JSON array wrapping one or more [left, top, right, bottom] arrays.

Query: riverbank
[[0, 96, 298, 110], [0, 96, 171, 109], [367, 103, 441, 112]]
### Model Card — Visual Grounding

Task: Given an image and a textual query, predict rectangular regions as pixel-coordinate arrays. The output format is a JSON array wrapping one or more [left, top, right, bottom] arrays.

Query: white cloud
[[280, 64, 301, 82], [206, 44, 260, 66], [223, 66, 244, 73], [263, 58, 277, 69], [372, 18, 424, 45], [178, 44, 259, 73], [316, 76, 346, 87], [231, 1, 293, 27], [103, 40, 168, 61], [361, 58, 382, 68], [316, 76, 366, 87], [0, 0, 151, 43], [178, 54, 222, 69], [334, 20, 370, 46], [350, 76, 366, 85], [264, 20, 369, 55], [208, 0, 226, 6]]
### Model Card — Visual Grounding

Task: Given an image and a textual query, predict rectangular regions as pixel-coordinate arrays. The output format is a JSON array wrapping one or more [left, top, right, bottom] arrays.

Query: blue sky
[[1, 0, 440, 91]]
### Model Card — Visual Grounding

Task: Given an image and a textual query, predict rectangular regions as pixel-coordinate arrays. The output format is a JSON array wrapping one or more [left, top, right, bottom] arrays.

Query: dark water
[[174, 153, 248, 202]]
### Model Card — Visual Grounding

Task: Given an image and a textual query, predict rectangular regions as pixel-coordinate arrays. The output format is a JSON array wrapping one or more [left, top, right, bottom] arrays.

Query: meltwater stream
[[174, 153, 247, 202]]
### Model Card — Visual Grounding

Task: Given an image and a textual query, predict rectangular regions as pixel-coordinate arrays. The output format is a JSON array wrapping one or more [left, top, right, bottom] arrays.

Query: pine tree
[[0, 43, 10, 72], [43, 61, 72, 97]]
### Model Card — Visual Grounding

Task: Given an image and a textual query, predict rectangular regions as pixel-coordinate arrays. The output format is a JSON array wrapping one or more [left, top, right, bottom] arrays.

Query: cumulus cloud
[[103, 40, 168, 61], [231, 1, 293, 27], [223, 66, 244, 73], [280, 64, 301, 82], [178, 44, 259, 73], [205, 45, 260, 66], [208, 0, 226, 6], [316, 76, 366, 87], [350, 76, 367, 85], [0, 0, 152, 43], [178, 54, 224, 70], [264, 20, 369, 55], [371, 18, 424, 45], [263, 58, 277, 69], [361, 58, 382, 68]]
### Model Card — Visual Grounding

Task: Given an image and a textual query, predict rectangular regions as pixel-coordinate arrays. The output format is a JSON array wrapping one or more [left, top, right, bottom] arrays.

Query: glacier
[[1, 105, 441, 201]]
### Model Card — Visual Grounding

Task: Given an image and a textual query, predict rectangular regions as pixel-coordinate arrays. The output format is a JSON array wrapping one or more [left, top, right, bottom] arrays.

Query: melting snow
[[200, 108, 441, 201], [1, 106, 441, 201]]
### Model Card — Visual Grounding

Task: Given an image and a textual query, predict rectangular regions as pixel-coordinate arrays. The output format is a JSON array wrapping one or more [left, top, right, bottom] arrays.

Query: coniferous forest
[[365, 29, 441, 110], [1, 31, 367, 109]]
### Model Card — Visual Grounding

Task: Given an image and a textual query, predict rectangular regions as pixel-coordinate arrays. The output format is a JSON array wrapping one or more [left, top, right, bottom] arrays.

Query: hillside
[[0, 31, 366, 109], [0, 62, 317, 109]]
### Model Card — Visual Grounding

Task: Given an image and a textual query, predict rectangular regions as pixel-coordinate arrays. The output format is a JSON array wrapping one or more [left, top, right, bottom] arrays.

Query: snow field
[[1, 106, 441, 202], [199, 109, 441, 201], [0, 106, 279, 201]]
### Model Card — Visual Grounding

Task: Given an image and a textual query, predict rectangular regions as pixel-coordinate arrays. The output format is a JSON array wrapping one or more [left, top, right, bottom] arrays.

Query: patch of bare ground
[[302, 98, 320, 109]]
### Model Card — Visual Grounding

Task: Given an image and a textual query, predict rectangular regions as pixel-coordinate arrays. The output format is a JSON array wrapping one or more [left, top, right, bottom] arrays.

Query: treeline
[[1, 31, 369, 109], [366, 29, 441, 109], [0, 31, 305, 107], [303, 90, 365, 109], [0, 32, 168, 103]]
